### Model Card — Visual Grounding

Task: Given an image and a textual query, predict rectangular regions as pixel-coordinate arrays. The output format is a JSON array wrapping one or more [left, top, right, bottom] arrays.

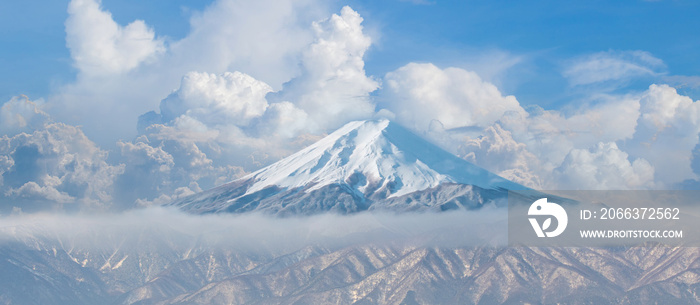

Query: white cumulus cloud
[[0, 96, 50, 136], [65, 0, 164, 76], [115, 135, 244, 208], [53, 0, 328, 146], [554, 142, 655, 190], [169, 0, 325, 90], [459, 124, 543, 189], [0, 123, 124, 210], [383, 63, 524, 131], [626, 84, 700, 186], [499, 95, 641, 173], [274, 6, 379, 132], [156, 71, 273, 127]]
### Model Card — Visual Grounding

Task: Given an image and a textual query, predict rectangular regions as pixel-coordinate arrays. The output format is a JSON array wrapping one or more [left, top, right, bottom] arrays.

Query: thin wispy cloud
[[562, 50, 666, 87]]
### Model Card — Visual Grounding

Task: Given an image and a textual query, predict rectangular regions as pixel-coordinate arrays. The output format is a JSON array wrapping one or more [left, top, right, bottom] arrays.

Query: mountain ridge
[[2, 223, 699, 305]]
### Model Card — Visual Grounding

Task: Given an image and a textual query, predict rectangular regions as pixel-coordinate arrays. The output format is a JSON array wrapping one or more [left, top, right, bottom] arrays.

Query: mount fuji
[[6, 120, 700, 305], [168, 119, 526, 215]]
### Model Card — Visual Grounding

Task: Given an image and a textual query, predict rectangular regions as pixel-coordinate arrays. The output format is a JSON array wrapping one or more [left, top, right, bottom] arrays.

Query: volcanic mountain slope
[[168, 119, 525, 215]]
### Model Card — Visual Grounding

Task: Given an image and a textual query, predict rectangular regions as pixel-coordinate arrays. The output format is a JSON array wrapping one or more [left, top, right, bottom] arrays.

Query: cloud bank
[[0, 207, 508, 249], [0, 119, 124, 210], [2, 0, 700, 211]]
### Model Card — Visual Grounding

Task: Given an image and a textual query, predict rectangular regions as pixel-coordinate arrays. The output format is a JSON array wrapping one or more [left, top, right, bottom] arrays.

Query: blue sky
[[1, 0, 700, 211], [2, 0, 699, 105], [0, 0, 205, 101]]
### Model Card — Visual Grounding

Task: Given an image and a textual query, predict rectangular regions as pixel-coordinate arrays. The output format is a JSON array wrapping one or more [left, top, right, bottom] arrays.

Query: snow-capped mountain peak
[[245, 119, 520, 197], [245, 120, 442, 197], [169, 119, 524, 215]]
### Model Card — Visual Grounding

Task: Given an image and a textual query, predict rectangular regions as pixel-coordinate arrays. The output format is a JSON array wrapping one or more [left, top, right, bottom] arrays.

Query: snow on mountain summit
[[244, 119, 522, 198], [169, 119, 524, 215]]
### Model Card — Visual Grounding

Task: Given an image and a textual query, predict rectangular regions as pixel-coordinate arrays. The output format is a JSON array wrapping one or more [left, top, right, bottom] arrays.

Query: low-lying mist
[[0, 207, 508, 251]]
